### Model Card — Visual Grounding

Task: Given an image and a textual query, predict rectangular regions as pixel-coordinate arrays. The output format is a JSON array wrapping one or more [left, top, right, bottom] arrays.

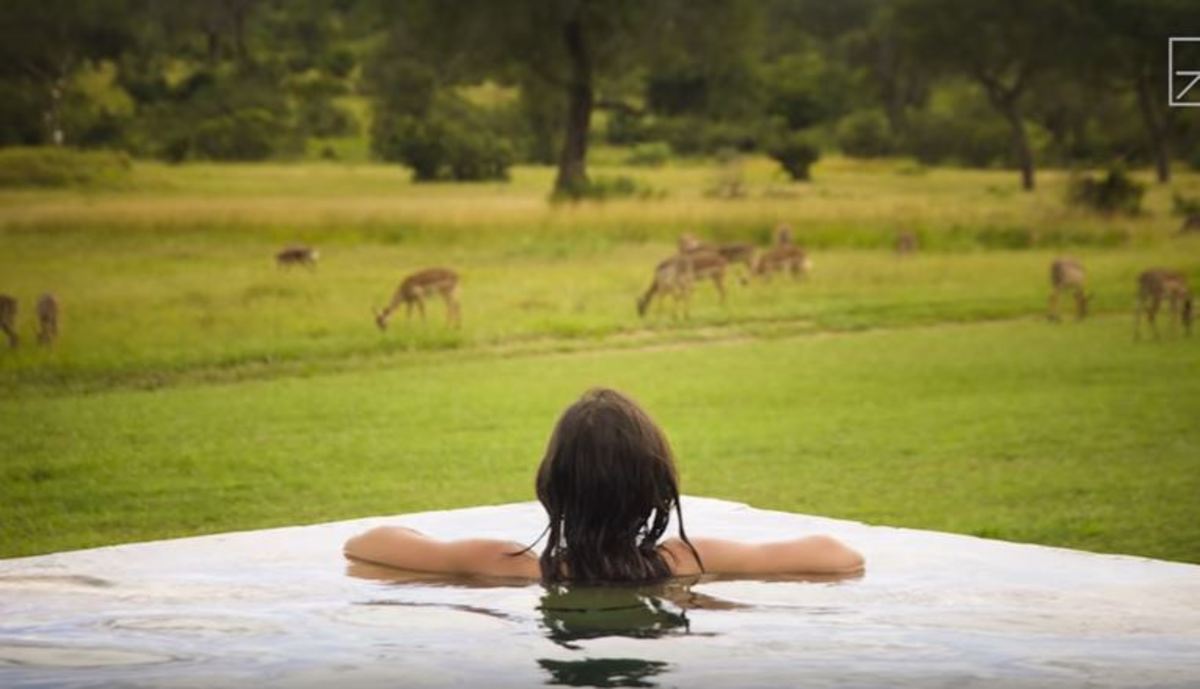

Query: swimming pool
[[2, 497, 1198, 687]]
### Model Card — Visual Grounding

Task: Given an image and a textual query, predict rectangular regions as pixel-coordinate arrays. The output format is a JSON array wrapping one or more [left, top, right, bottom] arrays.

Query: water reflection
[[536, 581, 740, 687], [539, 584, 691, 648], [538, 657, 669, 688]]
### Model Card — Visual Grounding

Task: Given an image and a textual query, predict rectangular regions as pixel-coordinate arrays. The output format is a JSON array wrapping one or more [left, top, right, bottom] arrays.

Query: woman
[[344, 388, 864, 581]]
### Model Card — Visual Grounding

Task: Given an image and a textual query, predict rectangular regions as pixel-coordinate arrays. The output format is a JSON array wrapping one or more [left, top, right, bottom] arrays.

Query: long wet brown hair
[[535, 388, 702, 584]]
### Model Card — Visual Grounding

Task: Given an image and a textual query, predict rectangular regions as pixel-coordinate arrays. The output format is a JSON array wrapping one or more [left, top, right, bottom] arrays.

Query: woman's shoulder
[[658, 537, 705, 576]]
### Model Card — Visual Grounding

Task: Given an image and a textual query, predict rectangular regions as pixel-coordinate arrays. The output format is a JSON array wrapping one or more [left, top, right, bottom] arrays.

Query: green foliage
[[133, 65, 304, 162], [192, 108, 289, 161], [372, 95, 514, 182], [836, 110, 895, 158], [551, 174, 664, 202], [288, 71, 356, 138], [641, 117, 763, 156], [0, 81, 45, 146], [767, 132, 821, 181], [1172, 192, 1200, 217], [1067, 167, 1145, 215], [0, 146, 131, 187], [763, 50, 859, 131], [624, 141, 672, 167], [901, 84, 1012, 166]]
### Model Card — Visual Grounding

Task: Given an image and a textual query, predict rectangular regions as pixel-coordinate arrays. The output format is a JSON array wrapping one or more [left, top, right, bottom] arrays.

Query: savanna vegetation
[[1, 0, 1198, 564]]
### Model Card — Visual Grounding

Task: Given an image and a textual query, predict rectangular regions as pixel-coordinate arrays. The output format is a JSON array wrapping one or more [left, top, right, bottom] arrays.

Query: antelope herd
[[0, 228, 1194, 352]]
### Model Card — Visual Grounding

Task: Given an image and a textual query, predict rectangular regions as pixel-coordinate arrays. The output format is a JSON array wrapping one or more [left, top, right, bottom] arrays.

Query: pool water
[[2, 497, 1198, 688]]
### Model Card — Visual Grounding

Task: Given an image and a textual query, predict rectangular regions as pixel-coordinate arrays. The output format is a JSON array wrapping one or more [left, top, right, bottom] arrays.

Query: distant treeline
[[1, 0, 1198, 192]]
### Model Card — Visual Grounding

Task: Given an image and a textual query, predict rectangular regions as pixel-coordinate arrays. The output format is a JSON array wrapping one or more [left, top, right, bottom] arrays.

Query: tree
[[367, 0, 760, 196], [1088, 0, 1200, 183], [0, 0, 136, 146], [894, 0, 1081, 190]]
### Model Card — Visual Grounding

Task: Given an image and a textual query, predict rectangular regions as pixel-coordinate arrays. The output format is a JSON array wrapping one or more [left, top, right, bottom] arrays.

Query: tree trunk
[[1135, 74, 1171, 184], [996, 98, 1034, 191], [554, 17, 593, 197], [43, 65, 69, 146]]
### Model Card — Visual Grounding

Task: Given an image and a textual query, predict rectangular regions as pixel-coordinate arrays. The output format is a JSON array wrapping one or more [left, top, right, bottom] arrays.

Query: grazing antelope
[[894, 231, 918, 256], [36, 293, 58, 346], [637, 255, 692, 319], [1180, 214, 1200, 234], [679, 233, 756, 283], [375, 268, 461, 329], [276, 245, 319, 269], [1047, 258, 1090, 321], [637, 250, 728, 318], [753, 244, 812, 282], [0, 294, 17, 348], [1135, 269, 1193, 339]]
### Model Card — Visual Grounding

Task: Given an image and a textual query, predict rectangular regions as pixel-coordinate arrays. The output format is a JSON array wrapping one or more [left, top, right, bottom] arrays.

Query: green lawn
[[1, 158, 1197, 562], [2, 315, 1197, 561]]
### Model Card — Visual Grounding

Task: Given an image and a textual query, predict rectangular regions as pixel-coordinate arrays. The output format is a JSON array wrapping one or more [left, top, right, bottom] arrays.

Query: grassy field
[[1, 156, 1198, 562]]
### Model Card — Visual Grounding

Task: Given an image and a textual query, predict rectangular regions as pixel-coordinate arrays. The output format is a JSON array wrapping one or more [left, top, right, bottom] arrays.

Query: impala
[[276, 245, 319, 269], [1047, 258, 1090, 321], [637, 250, 728, 318], [36, 293, 58, 346], [894, 230, 918, 256], [1135, 269, 1193, 339], [375, 268, 461, 329], [753, 244, 811, 281], [0, 294, 16, 348], [679, 233, 756, 281]]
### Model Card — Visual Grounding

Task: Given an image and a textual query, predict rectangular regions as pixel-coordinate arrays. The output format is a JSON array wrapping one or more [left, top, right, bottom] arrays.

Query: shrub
[[372, 89, 514, 182], [192, 108, 288, 161], [550, 175, 665, 202], [375, 114, 513, 182], [624, 141, 672, 167], [0, 147, 131, 187], [1067, 166, 1145, 215], [1172, 192, 1200, 217], [836, 110, 895, 158], [634, 117, 764, 156], [605, 109, 649, 145], [767, 132, 821, 181]]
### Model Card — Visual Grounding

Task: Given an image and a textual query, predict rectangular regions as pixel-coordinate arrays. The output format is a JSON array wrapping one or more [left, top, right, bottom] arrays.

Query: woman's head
[[536, 388, 698, 583]]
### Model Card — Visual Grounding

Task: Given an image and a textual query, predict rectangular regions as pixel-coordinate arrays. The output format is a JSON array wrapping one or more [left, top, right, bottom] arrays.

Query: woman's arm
[[662, 534, 864, 577], [343, 526, 540, 579]]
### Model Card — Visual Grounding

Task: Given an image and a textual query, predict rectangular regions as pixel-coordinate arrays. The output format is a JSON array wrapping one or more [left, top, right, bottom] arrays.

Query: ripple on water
[[0, 575, 116, 590], [102, 614, 280, 637], [0, 643, 177, 668]]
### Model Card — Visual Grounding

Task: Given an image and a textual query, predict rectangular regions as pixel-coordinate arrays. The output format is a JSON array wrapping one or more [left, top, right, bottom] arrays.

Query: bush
[[605, 109, 648, 146], [624, 141, 672, 167], [836, 110, 895, 158], [901, 84, 1013, 167], [767, 132, 821, 181], [0, 147, 131, 187], [1172, 192, 1200, 217], [374, 111, 513, 182], [1067, 166, 1145, 215], [634, 117, 763, 156], [550, 175, 665, 202], [192, 108, 289, 161]]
